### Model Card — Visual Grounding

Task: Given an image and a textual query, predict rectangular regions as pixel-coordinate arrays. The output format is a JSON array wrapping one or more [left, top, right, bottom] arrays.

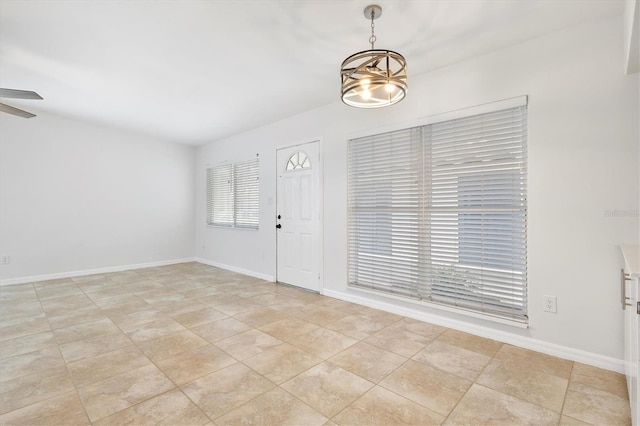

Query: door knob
[[277, 215, 281, 219], [276, 224, 281, 229]]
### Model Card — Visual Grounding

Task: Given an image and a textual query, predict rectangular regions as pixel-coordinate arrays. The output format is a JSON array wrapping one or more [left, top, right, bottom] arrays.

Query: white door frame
[[275, 139, 323, 293]]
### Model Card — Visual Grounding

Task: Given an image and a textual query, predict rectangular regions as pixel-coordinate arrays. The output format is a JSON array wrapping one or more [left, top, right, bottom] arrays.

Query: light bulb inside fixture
[[385, 83, 395, 93], [361, 90, 371, 100], [360, 79, 371, 88]]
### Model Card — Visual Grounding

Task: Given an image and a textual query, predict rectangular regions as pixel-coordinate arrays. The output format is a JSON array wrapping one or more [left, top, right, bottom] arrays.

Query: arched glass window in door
[[285, 151, 311, 170]]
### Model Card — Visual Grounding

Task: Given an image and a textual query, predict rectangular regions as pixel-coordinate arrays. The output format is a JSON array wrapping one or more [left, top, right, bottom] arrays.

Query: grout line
[[33, 279, 94, 425], [558, 361, 575, 419]]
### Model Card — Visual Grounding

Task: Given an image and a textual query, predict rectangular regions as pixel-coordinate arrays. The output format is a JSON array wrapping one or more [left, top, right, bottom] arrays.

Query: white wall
[[0, 112, 196, 282], [196, 15, 639, 368]]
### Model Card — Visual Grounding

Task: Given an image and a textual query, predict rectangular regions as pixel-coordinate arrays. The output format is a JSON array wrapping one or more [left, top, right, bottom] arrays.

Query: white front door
[[276, 141, 320, 292]]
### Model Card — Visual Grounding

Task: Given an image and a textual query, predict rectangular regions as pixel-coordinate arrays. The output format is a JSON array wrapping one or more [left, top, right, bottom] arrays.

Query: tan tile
[[379, 359, 471, 416], [234, 306, 289, 327], [0, 307, 44, 323], [364, 325, 432, 357], [0, 298, 39, 311], [243, 343, 321, 384], [146, 274, 182, 285], [282, 362, 374, 417], [249, 292, 283, 306], [0, 301, 43, 319], [412, 340, 491, 381], [287, 289, 324, 304], [0, 346, 65, 382], [570, 362, 628, 398], [171, 306, 227, 328], [47, 308, 109, 329], [0, 315, 50, 342], [436, 329, 502, 357], [122, 317, 186, 342], [70, 274, 107, 284], [78, 364, 175, 422], [76, 279, 118, 292], [268, 296, 311, 314], [108, 308, 169, 328], [387, 317, 448, 339], [259, 317, 319, 341], [93, 389, 208, 426], [0, 366, 74, 415], [213, 300, 263, 316], [325, 314, 390, 340], [180, 286, 222, 299], [0, 293, 38, 305], [167, 279, 207, 292], [0, 331, 56, 359], [198, 293, 243, 307], [562, 381, 631, 425], [156, 344, 236, 385], [136, 330, 209, 362], [67, 345, 151, 387], [6, 265, 616, 425], [216, 387, 327, 426], [313, 297, 367, 315], [476, 356, 568, 412], [32, 278, 73, 288], [191, 317, 252, 342], [107, 272, 145, 284], [83, 286, 130, 300], [234, 286, 274, 299], [53, 318, 120, 344], [59, 331, 131, 362], [126, 281, 165, 294], [296, 305, 348, 326], [290, 328, 358, 359], [329, 342, 407, 383], [333, 385, 445, 426], [559, 415, 591, 425], [495, 344, 573, 379], [40, 294, 93, 313], [153, 298, 209, 316], [0, 283, 35, 295], [215, 329, 282, 360], [94, 295, 149, 310], [445, 384, 559, 425], [143, 292, 191, 305], [35, 284, 84, 300], [181, 363, 276, 419], [0, 391, 89, 426]]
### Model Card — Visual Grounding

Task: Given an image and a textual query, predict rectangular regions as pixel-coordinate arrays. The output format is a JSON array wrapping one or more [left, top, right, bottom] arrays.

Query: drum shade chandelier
[[340, 4, 407, 108]]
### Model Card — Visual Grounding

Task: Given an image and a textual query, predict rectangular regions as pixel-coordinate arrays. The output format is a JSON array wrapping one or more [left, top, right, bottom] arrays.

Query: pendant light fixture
[[340, 4, 407, 108]]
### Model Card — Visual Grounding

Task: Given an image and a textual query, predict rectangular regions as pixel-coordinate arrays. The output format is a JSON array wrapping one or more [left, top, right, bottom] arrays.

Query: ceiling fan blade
[[0, 103, 36, 118], [0, 88, 43, 100]]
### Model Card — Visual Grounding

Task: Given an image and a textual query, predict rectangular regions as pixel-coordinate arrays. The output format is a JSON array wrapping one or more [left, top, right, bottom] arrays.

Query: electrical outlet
[[543, 295, 557, 313], [1, 256, 10, 265]]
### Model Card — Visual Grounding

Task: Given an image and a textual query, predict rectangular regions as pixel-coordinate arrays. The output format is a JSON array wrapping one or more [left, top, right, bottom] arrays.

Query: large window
[[207, 157, 259, 229], [348, 99, 528, 324]]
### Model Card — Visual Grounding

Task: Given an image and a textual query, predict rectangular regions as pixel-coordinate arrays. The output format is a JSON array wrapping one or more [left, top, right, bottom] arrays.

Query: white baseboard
[[323, 289, 625, 374], [195, 258, 275, 282], [0, 258, 197, 286]]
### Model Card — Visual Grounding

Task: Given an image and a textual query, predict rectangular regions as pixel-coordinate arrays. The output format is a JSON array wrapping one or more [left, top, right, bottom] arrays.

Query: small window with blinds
[[348, 100, 528, 324], [207, 157, 259, 229]]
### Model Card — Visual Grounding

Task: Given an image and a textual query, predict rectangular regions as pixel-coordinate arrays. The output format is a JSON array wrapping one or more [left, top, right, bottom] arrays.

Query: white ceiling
[[0, 0, 624, 145]]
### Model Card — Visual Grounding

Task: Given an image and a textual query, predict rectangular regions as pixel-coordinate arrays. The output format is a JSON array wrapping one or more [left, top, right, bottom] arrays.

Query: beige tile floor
[[0, 262, 631, 425]]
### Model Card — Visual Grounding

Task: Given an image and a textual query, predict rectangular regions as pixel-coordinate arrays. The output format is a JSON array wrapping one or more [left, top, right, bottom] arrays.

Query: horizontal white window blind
[[207, 157, 259, 229], [233, 159, 260, 229], [348, 104, 528, 323]]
